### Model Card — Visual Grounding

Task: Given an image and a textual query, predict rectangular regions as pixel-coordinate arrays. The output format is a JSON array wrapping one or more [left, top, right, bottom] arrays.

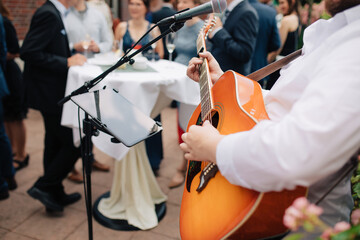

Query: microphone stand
[[58, 21, 185, 240]]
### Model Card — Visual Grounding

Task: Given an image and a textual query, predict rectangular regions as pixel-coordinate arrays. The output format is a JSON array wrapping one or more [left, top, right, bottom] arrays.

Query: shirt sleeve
[[98, 12, 113, 53], [216, 37, 360, 192]]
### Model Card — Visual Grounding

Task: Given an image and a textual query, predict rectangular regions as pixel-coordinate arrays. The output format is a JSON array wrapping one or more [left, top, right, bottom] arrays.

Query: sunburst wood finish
[[180, 18, 306, 240]]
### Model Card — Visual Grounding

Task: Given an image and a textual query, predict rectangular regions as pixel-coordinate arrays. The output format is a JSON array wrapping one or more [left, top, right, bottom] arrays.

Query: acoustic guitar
[[179, 17, 307, 240]]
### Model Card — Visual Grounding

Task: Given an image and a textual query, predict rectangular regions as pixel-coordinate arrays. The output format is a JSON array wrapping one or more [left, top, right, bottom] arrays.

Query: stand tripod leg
[[82, 113, 94, 240]]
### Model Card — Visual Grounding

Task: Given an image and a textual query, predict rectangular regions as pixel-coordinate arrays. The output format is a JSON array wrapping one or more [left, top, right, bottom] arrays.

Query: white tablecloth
[[61, 59, 200, 230], [61, 59, 200, 160]]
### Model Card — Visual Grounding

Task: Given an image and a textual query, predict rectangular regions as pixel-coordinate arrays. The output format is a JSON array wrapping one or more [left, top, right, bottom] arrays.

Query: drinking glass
[[82, 34, 91, 57], [151, 40, 157, 62], [166, 33, 176, 61]]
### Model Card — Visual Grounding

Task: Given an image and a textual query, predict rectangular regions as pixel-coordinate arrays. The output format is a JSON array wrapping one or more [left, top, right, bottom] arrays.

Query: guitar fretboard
[[196, 31, 214, 122]]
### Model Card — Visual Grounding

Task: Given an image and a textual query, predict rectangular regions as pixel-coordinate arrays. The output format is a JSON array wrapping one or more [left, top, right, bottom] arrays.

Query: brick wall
[[3, 0, 45, 40]]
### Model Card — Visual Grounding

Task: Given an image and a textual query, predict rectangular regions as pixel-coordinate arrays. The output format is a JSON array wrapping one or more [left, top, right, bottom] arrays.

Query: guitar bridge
[[196, 163, 218, 192]]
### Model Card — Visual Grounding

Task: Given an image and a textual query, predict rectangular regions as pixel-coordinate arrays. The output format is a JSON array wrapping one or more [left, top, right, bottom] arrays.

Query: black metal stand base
[[93, 192, 167, 231]]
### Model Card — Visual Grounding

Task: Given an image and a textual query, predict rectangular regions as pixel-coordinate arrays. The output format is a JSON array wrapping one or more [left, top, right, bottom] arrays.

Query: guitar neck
[[196, 32, 214, 122]]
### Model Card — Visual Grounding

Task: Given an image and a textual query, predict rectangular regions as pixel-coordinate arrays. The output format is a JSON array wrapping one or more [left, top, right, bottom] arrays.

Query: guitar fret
[[197, 30, 214, 122]]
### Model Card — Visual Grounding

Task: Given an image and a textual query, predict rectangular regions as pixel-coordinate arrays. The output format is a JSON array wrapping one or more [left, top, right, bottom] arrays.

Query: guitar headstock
[[203, 15, 217, 40], [197, 15, 217, 52]]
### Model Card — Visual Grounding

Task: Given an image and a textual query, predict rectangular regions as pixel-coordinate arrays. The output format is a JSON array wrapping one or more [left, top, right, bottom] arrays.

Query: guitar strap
[[246, 49, 302, 82], [245, 49, 359, 205], [315, 150, 359, 205]]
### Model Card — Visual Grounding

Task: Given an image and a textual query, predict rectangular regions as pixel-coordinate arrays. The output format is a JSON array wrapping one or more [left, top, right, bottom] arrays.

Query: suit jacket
[[152, 6, 177, 60], [249, 0, 280, 75], [210, 0, 258, 75], [20, 1, 71, 115]]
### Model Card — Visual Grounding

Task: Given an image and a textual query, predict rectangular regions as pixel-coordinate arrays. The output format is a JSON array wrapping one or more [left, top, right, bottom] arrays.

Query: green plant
[[351, 163, 360, 209]]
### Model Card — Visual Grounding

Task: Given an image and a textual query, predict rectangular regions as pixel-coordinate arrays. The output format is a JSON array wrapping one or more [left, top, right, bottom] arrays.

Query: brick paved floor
[[0, 107, 184, 240]]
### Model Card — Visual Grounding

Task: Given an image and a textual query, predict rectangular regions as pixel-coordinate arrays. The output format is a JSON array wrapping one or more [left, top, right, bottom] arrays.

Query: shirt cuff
[[209, 27, 223, 39]]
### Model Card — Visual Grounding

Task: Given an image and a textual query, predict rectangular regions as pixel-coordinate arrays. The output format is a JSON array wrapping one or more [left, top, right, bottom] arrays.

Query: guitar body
[[180, 71, 307, 240]]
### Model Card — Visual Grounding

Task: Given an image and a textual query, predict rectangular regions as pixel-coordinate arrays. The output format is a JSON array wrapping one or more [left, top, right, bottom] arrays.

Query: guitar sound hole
[[211, 111, 219, 129], [186, 110, 220, 193]]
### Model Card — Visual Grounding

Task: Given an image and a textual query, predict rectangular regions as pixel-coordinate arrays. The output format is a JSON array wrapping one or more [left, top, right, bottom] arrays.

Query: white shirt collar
[[49, 0, 70, 19], [227, 0, 244, 12], [163, 3, 174, 9]]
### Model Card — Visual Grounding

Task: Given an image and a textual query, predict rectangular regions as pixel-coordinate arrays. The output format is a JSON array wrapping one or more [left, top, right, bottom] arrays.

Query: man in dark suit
[[249, 0, 280, 86], [152, 0, 177, 60], [20, 0, 86, 212], [209, 0, 259, 75]]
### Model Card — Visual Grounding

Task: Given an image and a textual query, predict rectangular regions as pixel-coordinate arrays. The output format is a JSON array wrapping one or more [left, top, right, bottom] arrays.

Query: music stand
[[70, 87, 163, 239]]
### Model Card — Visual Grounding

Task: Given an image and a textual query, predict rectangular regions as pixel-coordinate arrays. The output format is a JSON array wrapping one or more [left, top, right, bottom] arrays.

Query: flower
[[351, 209, 360, 225], [333, 222, 351, 233], [284, 197, 360, 240]]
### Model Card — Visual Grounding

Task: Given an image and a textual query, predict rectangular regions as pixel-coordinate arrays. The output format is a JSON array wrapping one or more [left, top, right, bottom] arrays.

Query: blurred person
[[20, 0, 87, 212], [267, 0, 299, 89], [208, 0, 259, 76], [114, 0, 164, 59], [0, 12, 16, 201], [249, 0, 280, 87], [152, 0, 176, 60], [65, 0, 113, 58], [182, 1, 360, 237], [168, 0, 204, 188], [86, 0, 114, 35], [65, 0, 111, 183], [0, 0, 29, 171], [114, 0, 164, 175]]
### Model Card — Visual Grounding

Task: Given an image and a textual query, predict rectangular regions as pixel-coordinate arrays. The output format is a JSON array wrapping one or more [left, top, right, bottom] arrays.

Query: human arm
[[95, 11, 113, 53], [216, 40, 360, 192], [3, 17, 20, 60], [268, 15, 298, 63], [67, 53, 86, 67], [151, 25, 164, 59], [267, 11, 281, 54], [181, 36, 360, 193], [114, 21, 126, 48]]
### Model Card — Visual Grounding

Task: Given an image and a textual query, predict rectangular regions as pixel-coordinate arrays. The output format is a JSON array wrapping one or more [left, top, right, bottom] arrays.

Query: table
[[61, 58, 200, 230]]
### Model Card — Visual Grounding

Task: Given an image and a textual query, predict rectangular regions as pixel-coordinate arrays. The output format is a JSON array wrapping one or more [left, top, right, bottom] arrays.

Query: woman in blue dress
[[0, 2, 29, 171], [267, 0, 300, 89], [114, 0, 164, 59], [114, 0, 164, 174]]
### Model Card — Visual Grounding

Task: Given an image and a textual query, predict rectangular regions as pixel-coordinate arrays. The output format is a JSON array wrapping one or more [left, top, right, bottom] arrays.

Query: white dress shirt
[[50, 0, 69, 22], [216, 4, 360, 227], [65, 3, 113, 55]]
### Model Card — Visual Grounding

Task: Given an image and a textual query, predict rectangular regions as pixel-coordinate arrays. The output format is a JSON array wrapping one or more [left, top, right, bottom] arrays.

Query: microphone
[[158, 0, 227, 25]]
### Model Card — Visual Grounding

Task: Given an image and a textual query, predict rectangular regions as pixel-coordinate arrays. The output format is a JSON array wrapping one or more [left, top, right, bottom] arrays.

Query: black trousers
[[34, 112, 80, 194]]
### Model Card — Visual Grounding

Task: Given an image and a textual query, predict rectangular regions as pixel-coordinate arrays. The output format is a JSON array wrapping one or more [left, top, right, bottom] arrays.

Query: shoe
[[45, 192, 81, 213], [57, 192, 81, 206], [0, 188, 9, 201], [27, 186, 63, 212], [168, 169, 186, 189], [92, 160, 110, 172], [5, 177, 17, 190], [67, 169, 83, 183], [14, 154, 30, 171]]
